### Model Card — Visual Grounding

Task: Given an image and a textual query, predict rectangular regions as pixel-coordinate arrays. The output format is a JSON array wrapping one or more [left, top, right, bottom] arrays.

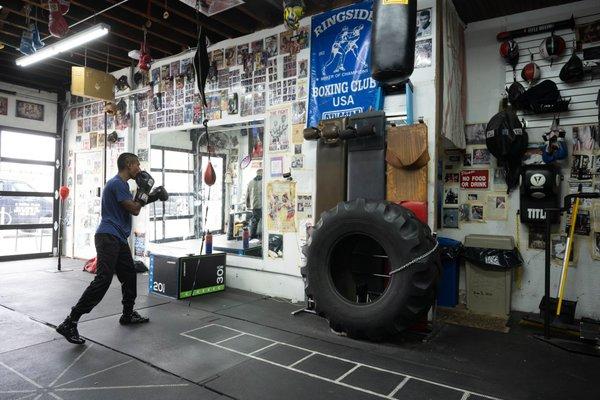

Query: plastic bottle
[[242, 226, 249, 250], [205, 230, 213, 254]]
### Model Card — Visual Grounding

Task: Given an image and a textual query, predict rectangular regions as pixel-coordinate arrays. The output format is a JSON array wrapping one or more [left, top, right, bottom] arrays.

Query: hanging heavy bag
[[194, 26, 210, 107], [486, 110, 528, 192], [559, 53, 584, 83], [371, 0, 417, 85], [48, 0, 69, 38]]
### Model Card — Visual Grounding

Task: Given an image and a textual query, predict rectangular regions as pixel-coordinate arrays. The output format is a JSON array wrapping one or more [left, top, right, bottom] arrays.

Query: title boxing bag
[[519, 164, 560, 225], [371, 0, 417, 85]]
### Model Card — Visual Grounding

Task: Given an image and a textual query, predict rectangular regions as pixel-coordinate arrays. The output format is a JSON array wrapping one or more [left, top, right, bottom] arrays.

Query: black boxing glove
[[134, 171, 155, 205], [147, 186, 169, 204]]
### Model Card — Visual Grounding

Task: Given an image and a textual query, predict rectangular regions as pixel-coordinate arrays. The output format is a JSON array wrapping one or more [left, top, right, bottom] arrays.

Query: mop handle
[[556, 196, 580, 316]]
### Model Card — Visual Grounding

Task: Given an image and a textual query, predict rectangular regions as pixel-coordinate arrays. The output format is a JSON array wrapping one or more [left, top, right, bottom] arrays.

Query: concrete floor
[[0, 257, 599, 400]]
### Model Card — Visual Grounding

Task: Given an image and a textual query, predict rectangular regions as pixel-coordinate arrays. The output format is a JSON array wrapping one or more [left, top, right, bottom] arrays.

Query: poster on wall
[[416, 8, 432, 38], [267, 106, 291, 152], [486, 194, 508, 221], [296, 194, 313, 221], [414, 39, 432, 69], [134, 231, 146, 257], [308, 0, 380, 127], [0, 96, 7, 116], [266, 180, 296, 233], [16, 100, 44, 121]]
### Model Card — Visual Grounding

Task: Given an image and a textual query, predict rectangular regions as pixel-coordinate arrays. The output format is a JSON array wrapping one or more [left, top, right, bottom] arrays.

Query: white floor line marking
[[0, 361, 43, 388], [13, 393, 37, 400], [215, 333, 245, 344], [32, 394, 42, 400], [53, 360, 133, 388], [388, 376, 410, 397], [48, 392, 64, 400], [461, 393, 471, 400], [181, 332, 393, 400], [248, 342, 278, 355], [49, 344, 93, 387], [55, 384, 189, 391], [288, 352, 315, 368], [180, 324, 238, 336], [335, 364, 361, 382], [181, 324, 504, 400], [0, 391, 36, 394]]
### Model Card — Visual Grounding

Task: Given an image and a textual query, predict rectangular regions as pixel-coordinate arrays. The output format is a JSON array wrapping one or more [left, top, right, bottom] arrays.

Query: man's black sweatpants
[[71, 233, 137, 319]]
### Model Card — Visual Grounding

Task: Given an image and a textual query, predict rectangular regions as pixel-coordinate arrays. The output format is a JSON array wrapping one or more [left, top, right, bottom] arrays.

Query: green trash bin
[[464, 235, 522, 316]]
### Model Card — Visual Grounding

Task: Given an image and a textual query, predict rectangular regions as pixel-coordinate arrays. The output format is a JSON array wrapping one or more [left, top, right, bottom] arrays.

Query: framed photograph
[[249, 126, 264, 159], [444, 187, 459, 205], [265, 34, 278, 58], [472, 147, 491, 165], [270, 156, 283, 177], [16, 100, 44, 121], [0, 96, 7, 116], [465, 123, 486, 145], [414, 39, 432, 69], [442, 208, 459, 229], [416, 8, 432, 38], [528, 227, 545, 250]]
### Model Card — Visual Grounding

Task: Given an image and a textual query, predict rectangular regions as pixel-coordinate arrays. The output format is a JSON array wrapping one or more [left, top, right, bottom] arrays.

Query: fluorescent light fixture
[[16, 23, 110, 67]]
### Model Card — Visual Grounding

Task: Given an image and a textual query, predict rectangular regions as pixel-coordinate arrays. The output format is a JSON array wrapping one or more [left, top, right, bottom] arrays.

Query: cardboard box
[[71, 66, 116, 102]]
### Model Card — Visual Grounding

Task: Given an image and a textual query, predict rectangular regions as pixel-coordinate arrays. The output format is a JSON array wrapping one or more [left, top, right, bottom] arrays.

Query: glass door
[[0, 128, 59, 260]]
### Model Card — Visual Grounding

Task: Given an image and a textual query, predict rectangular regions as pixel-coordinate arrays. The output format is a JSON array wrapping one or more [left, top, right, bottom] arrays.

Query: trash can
[[436, 237, 462, 307], [463, 235, 523, 316]]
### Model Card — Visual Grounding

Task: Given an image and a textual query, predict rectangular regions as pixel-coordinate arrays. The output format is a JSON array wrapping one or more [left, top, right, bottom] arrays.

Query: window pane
[[0, 228, 52, 256], [164, 195, 194, 217], [0, 163, 55, 192], [165, 172, 193, 192], [148, 220, 163, 241], [150, 149, 162, 169], [0, 196, 53, 226], [165, 218, 194, 239], [149, 172, 163, 187], [164, 150, 192, 170], [1, 131, 55, 161]]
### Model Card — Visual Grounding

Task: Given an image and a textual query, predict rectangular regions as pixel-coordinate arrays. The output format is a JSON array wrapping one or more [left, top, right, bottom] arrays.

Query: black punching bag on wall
[[370, 0, 417, 85]]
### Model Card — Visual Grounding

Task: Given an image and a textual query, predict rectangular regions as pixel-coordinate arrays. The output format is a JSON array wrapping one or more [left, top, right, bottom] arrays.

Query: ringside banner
[[308, 0, 381, 127]]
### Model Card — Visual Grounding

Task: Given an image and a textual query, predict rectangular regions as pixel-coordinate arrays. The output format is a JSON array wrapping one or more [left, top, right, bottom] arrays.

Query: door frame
[[0, 126, 59, 261]]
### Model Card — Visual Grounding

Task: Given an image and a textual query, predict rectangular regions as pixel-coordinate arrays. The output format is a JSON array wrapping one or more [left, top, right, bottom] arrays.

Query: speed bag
[[370, 0, 417, 85]]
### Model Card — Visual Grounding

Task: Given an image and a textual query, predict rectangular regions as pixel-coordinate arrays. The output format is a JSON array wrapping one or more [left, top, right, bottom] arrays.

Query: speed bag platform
[[386, 123, 429, 202], [519, 164, 561, 225], [149, 253, 226, 299], [347, 111, 386, 201]]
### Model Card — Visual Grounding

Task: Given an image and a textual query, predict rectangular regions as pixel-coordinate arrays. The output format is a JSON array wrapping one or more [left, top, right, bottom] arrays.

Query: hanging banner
[[308, 0, 380, 127]]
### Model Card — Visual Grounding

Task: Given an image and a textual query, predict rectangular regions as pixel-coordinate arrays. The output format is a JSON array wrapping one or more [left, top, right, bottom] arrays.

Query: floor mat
[[436, 306, 510, 333]]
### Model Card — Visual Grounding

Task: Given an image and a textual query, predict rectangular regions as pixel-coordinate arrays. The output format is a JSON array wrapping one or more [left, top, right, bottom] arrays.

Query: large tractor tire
[[302, 199, 441, 340]]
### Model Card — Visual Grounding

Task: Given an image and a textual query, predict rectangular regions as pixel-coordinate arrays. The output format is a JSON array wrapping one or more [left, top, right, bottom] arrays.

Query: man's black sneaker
[[119, 310, 149, 325], [56, 317, 85, 345]]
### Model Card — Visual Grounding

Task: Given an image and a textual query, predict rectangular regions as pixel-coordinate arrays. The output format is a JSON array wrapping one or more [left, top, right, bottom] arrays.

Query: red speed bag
[[59, 185, 70, 200], [398, 201, 427, 224], [204, 161, 216, 186]]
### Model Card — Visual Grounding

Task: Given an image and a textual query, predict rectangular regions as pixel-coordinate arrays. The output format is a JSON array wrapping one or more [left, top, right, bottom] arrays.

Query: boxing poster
[[308, 0, 381, 127]]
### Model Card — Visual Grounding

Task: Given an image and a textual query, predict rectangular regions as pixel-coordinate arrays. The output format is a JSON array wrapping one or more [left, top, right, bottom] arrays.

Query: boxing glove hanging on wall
[[370, 0, 417, 85]]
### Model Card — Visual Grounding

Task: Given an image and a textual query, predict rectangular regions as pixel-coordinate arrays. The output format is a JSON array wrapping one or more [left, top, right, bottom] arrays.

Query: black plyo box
[[149, 253, 226, 299]]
